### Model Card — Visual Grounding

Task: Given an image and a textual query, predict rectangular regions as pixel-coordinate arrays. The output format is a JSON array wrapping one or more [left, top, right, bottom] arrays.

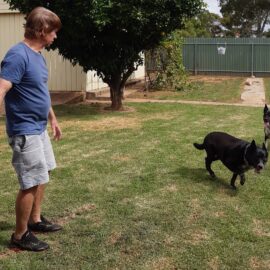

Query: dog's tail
[[193, 142, 205, 150]]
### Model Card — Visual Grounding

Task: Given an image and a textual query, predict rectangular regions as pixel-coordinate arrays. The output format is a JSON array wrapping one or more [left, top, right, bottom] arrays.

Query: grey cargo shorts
[[8, 130, 56, 190]]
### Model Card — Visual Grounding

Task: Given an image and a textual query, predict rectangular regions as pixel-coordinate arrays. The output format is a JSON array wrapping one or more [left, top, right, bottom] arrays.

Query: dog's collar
[[243, 144, 250, 166]]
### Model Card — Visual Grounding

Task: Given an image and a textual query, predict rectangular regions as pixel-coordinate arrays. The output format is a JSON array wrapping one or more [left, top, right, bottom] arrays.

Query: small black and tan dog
[[194, 131, 268, 189], [263, 104, 270, 148]]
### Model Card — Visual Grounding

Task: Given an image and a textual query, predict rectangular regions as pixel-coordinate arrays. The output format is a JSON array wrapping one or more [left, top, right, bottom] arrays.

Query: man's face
[[43, 30, 57, 47]]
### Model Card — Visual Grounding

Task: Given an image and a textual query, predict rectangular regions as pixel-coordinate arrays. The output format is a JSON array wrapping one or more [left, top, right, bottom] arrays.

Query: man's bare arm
[[0, 78, 12, 105]]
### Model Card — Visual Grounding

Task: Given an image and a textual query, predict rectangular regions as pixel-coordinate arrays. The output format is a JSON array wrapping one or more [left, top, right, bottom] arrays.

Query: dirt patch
[[188, 75, 238, 83], [126, 89, 174, 99]]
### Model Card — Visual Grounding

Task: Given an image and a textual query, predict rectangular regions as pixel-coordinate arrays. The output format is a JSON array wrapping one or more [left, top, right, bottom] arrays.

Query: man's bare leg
[[14, 186, 38, 239], [29, 184, 46, 224], [27, 180, 62, 232]]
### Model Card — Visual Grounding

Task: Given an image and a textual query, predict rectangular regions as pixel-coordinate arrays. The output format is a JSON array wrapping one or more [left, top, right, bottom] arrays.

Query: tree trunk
[[109, 84, 124, 110], [107, 69, 135, 111]]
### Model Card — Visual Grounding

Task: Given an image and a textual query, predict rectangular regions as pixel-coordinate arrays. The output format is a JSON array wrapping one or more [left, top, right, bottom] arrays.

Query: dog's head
[[263, 104, 270, 128], [246, 140, 268, 173]]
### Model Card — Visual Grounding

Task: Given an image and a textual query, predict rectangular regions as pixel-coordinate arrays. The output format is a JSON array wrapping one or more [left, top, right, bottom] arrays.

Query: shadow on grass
[[0, 221, 13, 231], [53, 103, 134, 120], [175, 166, 239, 195], [0, 237, 10, 250], [53, 104, 103, 119], [0, 221, 13, 249]]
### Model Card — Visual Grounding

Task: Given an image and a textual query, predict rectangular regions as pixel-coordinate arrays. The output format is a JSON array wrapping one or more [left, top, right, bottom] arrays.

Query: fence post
[[194, 43, 197, 75], [251, 43, 254, 77]]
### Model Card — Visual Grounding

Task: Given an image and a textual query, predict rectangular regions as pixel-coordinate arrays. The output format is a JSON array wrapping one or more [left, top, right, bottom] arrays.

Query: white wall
[[86, 56, 145, 92]]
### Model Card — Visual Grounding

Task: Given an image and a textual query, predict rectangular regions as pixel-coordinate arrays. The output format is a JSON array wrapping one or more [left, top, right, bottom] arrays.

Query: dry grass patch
[[185, 229, 210, 245], [186, 198, 202, 225], [163, 235, 176, 247], [144, 257, 176, 270], [0, 123, 5, 139], [134, 196, 162, 211], [161, 184, 178, 193], [61, 117, 141, 131], [212, 211, 226, 218], [81, 149, 108, 158], [57, 203, 96, 226], [250, 257, 270, 270], [111, 154, 132, 161], [142, 112, 179, 122], [0, 250, 19, 260], [207, 256, 220, 270], [194, 117, 211, 125], [229, 114, 250, 121], [106, 231, 123, 246], [61, 112, 180, 135], [252, 219, 270, 237]]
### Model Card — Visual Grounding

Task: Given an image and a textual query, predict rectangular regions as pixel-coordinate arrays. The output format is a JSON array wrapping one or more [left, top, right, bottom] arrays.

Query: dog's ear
[[250, 140, 257, 150], [264, 104, 269, 113], [262, 142, 267, 151]]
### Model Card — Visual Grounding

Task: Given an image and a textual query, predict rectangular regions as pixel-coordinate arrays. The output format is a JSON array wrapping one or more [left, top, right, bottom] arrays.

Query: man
[[0, 7, 63, 252]]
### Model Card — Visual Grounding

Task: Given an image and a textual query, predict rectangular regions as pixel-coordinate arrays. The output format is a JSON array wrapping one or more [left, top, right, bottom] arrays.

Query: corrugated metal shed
[[0, 1, 18, 13], [0, 3, 86, 92], [0, 0, 144, 94]]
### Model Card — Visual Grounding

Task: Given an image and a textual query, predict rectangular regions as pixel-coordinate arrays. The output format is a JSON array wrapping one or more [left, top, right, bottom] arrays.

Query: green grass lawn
[[128, 76, 245, 103], [0, 102, 269, 269]]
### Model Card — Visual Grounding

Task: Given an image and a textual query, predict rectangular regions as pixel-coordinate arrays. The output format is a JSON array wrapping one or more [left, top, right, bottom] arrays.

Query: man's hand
[[48, 107, 62, 141], [50, 118, 62, 141]]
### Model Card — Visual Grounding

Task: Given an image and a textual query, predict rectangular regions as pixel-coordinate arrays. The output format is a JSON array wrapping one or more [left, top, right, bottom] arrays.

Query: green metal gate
[[183, 38, 270, 76]]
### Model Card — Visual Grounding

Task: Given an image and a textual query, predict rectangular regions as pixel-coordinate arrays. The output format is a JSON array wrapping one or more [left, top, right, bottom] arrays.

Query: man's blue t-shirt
[[0, 42, 51, 136]]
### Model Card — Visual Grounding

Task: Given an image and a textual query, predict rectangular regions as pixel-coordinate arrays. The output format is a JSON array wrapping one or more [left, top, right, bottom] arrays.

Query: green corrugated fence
[[183, 38, 270, 76]]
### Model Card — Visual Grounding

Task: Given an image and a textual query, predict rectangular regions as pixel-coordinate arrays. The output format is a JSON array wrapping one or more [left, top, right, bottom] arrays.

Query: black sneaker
[[10, 230, 49, 252], [28, 215, 62, 232]]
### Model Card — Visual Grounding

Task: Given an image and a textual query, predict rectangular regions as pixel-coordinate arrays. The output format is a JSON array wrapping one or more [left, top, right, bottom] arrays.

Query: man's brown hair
[[24, 7, 62, 39]]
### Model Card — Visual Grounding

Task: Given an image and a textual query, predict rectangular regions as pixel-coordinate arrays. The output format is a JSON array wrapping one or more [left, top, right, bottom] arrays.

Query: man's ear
[[39, 30, 45, 38]]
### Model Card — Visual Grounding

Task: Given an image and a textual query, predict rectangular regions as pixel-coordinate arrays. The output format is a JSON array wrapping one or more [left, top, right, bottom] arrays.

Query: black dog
[[263, 104, 270, 148], [194, 131, 268, 189]]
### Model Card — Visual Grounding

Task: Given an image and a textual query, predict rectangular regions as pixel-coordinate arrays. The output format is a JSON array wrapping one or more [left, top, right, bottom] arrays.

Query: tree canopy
[[179, 10, 223, 37], [5, 0, 203, 109], [219, 0, 270, 37]]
